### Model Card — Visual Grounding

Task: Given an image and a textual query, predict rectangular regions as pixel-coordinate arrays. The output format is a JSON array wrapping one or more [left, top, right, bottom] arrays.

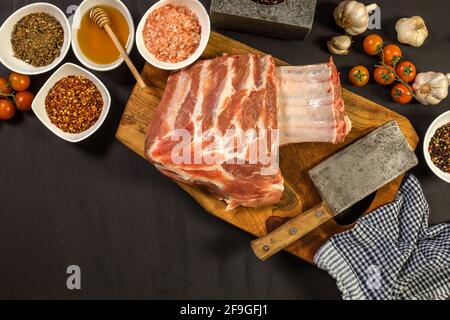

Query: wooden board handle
[[104, 24, 147, 89], [251, 203, 333, 261]]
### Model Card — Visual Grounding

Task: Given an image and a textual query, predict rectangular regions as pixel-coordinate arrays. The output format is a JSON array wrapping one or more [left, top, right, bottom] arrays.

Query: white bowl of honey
[[71, 0, 135, 72]]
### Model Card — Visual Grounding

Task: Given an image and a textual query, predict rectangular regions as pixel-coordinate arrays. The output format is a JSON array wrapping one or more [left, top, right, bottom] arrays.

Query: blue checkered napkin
[[314, 175, 450, 300]]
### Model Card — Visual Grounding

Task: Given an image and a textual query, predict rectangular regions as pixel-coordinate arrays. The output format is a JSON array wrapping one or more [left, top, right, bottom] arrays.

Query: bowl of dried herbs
[[0, 3, 71, 75]]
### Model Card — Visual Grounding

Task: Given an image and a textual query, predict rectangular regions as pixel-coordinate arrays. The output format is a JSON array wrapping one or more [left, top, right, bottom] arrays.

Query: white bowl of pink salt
[[136, 0, 211, 71]]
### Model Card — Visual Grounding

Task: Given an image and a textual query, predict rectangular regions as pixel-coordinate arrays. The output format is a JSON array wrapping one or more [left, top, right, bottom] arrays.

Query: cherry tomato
[[0, 99, 16, 120], [363, 34, 384, 56], [395, 61, 417, 83], [15, 91, 35, 111], [373, 66, 395, 85], [382, 44, 403, 65], [349, 66, 370, 87], [9, 72, 30, 92], [391, 83, 413, 104], [0, 77, 12, 95]]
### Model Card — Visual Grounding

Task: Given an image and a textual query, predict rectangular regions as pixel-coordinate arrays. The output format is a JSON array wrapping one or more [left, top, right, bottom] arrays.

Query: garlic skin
[[396, 16, 428, 47], [412, 72, 450, 105], [327, 35, 352, 55], [334, 1, 378, 36]]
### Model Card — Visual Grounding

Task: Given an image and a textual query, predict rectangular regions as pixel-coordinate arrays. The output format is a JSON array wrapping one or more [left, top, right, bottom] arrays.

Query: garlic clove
[[334, 1, 378, 36], [327, 41, 349, 55], [333, 35, 351, 49], [395, 16, 428, 47], [327, 35, 352, 55], [413, 72, 450, 105]]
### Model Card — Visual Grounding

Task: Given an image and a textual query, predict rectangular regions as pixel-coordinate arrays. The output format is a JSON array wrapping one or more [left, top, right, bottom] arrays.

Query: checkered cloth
[[314, 175, 450, 300]]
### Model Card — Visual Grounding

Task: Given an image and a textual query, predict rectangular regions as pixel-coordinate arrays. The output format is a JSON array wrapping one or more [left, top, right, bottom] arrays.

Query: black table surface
[[1, 0, 449, 300]]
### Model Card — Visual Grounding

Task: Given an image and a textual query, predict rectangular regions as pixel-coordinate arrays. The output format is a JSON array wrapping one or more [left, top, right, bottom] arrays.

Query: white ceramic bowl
[[72, 0, 135, 72], [136, 0, 210, 71], [423, 110, 450, 183], [31, 63, 111, 143], [0, 3, 71, 75]]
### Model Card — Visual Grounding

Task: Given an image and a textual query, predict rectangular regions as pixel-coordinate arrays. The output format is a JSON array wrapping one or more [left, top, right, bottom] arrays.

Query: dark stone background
[[0, 0, 448, 299]]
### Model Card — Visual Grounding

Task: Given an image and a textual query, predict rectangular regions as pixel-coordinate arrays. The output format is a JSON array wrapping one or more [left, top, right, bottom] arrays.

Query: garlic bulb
[[334, 1, 378, 36], [412, 72, 450, 105], [395, 16, 428, 47], [327, 35, 352, 55]]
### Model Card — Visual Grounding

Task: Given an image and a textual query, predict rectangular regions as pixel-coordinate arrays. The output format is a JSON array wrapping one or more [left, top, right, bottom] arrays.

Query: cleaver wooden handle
[[251, 203, 334, 261]]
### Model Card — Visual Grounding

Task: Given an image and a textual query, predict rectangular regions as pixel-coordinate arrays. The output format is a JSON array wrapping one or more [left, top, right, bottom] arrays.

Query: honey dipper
[[90, 7, 147, 89]]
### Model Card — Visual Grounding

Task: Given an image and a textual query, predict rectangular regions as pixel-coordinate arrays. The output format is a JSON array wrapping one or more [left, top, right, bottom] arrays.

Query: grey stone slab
[[210, 0, 317, 40]]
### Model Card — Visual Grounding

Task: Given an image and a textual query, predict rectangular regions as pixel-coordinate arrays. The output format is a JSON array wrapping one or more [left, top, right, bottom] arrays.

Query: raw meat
[[277, 58, 352, 145], [145, 55, 352, 210], [146, 54, 284, 210]]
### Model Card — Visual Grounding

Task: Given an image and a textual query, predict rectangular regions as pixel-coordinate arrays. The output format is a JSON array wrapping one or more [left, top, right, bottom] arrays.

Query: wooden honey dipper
[[90, 7, 147, 89]]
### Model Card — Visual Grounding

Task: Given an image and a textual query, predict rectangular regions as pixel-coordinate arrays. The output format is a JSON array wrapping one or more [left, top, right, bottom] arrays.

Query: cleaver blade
[[309, 120, 418, 216], [252, 121, 418, 261]]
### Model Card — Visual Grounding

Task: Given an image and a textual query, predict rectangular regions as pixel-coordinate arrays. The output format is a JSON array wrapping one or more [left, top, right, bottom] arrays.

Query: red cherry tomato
[[0, 77, 12, 95], [373, 66, 395, 85], [363, 34, 384, 56], [395, 61, 417, 83], [391, 83, 413, 104], [15, 91, 35, 111], [349, 66, 370, 87], [9, 72, 30, 92], [382, 44, 403, 65], [0, 99, 16, 120]]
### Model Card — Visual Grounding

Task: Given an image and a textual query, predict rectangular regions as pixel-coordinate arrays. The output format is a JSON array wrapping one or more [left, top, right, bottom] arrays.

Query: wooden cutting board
[[116, 32, 419, 264]]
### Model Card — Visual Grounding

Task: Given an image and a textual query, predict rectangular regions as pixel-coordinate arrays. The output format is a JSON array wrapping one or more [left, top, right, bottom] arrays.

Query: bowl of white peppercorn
[[0, 3, 72, 75]]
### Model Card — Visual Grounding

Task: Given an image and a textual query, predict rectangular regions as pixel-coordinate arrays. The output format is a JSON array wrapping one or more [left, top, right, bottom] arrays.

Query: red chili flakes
[[45, 76, 103, 134], [143, 4, 201, 64]]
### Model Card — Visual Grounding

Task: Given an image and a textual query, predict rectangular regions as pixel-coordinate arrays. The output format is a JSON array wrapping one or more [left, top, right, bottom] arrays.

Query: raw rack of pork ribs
[[146, 54, 351, 210]]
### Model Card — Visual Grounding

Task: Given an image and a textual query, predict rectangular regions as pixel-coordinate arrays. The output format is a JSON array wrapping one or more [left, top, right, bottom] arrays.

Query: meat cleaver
[[251, 121, 418, 261]]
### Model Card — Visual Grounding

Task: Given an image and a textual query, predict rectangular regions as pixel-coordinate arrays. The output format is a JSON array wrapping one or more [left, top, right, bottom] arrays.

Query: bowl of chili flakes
[[31, 63, 111, 143]]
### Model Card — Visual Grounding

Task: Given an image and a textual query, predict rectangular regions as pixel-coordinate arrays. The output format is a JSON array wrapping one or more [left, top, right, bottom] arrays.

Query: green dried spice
[[11, 12, 64, 67]]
